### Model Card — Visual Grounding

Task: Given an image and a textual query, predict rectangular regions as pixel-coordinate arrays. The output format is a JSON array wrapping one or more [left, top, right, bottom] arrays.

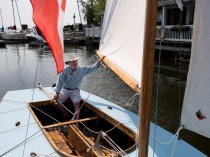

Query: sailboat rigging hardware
[[157, 26, 166, 40]]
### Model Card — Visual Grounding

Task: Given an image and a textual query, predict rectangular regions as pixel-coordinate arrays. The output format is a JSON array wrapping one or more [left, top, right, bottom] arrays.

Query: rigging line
[[32, 150, 60, 157], [22, 55, 40, 157], [135, 133, 138, 157], [31, 105, 60, 123], [14, 0, 22, 27], [104, 122, 121, 133], [81, 53, 97, 66], [154, 126, 183, 145], [21, 114, 30, 157], [0, 122, 36, 135], [178, 10, 183, 125], [125, 93, 139, 107], [0, 130, 41, 157], [72, 92, 92, 119], [0, 106, 27, 114], [103, 138, 125, 157], [153, 40, 162, 157], [105, 135, 127, 156], [0, 101, 60, 123], [178, 43, 182, 123], [170, 126, 181, 157], [33, 155, 60, 157]]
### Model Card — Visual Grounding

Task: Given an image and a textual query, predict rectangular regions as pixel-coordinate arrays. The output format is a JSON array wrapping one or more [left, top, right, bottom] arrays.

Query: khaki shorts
[[58, 88, 81, 105]]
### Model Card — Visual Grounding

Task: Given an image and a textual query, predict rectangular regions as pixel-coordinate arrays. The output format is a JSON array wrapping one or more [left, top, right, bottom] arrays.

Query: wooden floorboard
[[49, 130, 73, 155]]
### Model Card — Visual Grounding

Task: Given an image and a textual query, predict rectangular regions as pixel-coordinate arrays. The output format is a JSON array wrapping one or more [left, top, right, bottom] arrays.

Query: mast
[[0, 8, 3, 27], [15, 0, 22, 29], [11, 0, 16, 26], [138, 0, 158, 157], [76, 0, 82, 24], [11, 0, 16, 31]]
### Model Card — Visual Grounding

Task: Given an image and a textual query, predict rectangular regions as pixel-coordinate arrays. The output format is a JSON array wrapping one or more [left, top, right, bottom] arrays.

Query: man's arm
[[83, 56, 105, 75], [54, 68, 67, 96]]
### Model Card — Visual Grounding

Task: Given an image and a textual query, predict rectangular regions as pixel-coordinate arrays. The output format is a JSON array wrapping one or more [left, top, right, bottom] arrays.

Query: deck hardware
[[107, 106, 112, 110], [15, 121, 20, 126], [30, 152, 37, 157]]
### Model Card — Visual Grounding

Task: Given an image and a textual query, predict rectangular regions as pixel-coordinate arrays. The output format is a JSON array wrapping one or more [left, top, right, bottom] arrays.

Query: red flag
[[30, 0, 66, 73]]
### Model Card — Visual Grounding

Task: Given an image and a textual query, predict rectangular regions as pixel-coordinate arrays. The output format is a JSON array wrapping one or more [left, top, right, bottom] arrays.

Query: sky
[[0, 0, 85, 29]]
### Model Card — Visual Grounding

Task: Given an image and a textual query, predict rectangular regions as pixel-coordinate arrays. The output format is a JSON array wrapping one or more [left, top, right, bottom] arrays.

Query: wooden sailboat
[[0, 0, 209, 157]]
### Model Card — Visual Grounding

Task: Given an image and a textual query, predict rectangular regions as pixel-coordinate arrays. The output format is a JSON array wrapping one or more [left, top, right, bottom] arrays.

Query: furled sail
[[97, 0, 146, 91], [181, 0, 210, 138]]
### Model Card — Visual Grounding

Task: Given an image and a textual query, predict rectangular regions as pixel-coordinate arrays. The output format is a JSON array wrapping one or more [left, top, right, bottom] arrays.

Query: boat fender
[[15, 121, 20, 127]]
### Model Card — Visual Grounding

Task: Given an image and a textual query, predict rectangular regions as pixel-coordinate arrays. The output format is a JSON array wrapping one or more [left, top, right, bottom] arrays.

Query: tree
[[82, 0, 105, 26]]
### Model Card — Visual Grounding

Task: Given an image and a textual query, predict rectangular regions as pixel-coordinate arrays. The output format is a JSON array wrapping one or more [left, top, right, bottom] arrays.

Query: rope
[[153, 39, 162, 157], [125, 93, 139, 107], [81, 54, 97, 66], [30, 151, 60, 157], [0, 106, 27, 114], [22, 55, 39, 157], [178, 43, 182, 123], [170, 126, 181, 157], [155, 126, 183, 145], [2, 100, 61, 123], [102, 132, 127, 157], [31, 105, 60, 123], [0, 130, 41, 157], [72, 93, 92, 119], [0, 122, 36, 135]]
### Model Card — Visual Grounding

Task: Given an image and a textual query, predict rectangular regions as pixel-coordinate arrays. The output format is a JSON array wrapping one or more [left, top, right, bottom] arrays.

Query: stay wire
[[0, 106, 27, 115], [0, 130, 41, 157], [0, 122, 36, 135], [154, 126, 183, 145], [178, 43, 182, 124], [153, 40, 162, 157], [22, 56, 39, 157]]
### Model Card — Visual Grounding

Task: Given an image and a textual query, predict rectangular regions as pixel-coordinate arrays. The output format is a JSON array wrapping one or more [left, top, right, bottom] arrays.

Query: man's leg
[[70, 89, 81, 120], [57, 90, 70, 117], [74, 102, 80, 120]]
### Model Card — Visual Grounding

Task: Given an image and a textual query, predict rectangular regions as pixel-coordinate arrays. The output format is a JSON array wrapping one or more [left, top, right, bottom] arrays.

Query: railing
[[156, 25, 193, 42], [85, 25, 193, 43], [85, 27, 101, 38]]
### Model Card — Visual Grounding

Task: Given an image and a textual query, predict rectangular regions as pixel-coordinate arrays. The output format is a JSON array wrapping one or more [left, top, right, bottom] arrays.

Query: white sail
[[181, 0, 210, 138], [99, 0, 146, 90]]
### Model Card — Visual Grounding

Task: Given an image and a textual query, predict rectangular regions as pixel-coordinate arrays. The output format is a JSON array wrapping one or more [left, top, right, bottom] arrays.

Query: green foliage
[[82, 0, 105, 26]]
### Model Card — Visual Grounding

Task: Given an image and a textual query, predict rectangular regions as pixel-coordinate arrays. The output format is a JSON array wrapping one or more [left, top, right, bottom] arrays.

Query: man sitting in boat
[[52, 54, 105, 120]]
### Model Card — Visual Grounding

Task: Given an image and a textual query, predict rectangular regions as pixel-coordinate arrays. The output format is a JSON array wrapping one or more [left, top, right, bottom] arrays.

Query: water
[[0, 44, 209, 156]]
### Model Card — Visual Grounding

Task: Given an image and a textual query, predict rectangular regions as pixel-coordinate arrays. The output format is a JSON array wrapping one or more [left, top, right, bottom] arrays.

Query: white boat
[[0, 0, 209, 156]]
